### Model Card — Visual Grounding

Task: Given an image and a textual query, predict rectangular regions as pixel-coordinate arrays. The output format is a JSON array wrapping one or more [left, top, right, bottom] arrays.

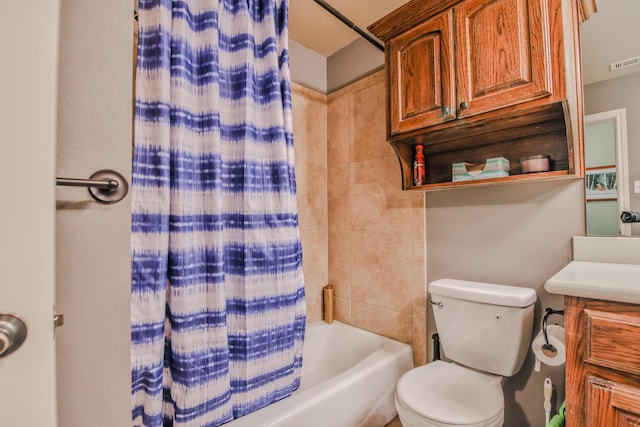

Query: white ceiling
[[289, 0, 410, 57], [289, 0, 640, 85]]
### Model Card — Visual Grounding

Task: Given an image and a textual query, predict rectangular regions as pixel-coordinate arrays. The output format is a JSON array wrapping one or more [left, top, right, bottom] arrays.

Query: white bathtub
[[226, 321, 414, 427]]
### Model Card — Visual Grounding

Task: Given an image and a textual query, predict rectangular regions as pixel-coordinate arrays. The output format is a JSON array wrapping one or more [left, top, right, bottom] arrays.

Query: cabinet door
[[388, 9, 456, 135], [585, 376, 640, 426], [455, 0, 552, 118]]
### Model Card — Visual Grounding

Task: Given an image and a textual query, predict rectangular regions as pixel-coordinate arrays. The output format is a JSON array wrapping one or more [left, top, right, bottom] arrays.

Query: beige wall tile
[[325, 71, 426, 364], [351, 301, 412, 344], [292, 92, 327, 232], [413, 195, 427, 307], [413, 230, 427, 307], [328, 163, 351, 232], [350, 82, 393, 162], [306, 294, 322, 324], [292, 86, 330, 326], [327, 70, 385, 102], [292, 82, 327, 103], [300, 230, 328, 287], [334, 296, 351, 323], [413, 305, 427, 366], [350, 232, 413, 314], [327, 96, 350, 165], [350, 155, 413, 233], [412, 192, 425, 209], [298, 70, 427, 369], [300, 230, 328, 323], [328, 231, 351, 299]]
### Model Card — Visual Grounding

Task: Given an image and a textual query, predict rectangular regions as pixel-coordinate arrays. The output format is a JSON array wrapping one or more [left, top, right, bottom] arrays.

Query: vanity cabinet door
[[454, 0, 552, 118], [388, 9, 456, 135], [585, 376, 640, 426], [566, 297, 640, 427]]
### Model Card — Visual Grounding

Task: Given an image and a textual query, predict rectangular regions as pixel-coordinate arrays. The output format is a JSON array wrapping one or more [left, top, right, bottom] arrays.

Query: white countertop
[[544, 260, 640, 304]]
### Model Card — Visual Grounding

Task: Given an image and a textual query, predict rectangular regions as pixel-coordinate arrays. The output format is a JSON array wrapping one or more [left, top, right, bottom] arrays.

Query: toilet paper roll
[[532, 324, 566, 367]]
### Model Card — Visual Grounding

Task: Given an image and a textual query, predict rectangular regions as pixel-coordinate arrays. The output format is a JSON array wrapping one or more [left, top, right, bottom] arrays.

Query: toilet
[[395, 279, 537, 427]]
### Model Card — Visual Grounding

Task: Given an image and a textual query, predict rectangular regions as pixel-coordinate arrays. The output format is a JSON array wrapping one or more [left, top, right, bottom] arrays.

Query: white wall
[[327, 38, 384, 93], [289, 40, 327, 94], [289, 37, 385, 94], [55, 0, 133, 425], [425, 180, 585, 426]]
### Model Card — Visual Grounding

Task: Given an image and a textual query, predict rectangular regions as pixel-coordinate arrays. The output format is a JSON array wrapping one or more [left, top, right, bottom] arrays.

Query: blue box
[[452, 157, 510, 182]]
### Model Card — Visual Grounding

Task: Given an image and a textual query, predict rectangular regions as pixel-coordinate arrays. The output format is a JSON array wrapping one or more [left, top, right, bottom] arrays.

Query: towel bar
[[56, 169, 128, 204]]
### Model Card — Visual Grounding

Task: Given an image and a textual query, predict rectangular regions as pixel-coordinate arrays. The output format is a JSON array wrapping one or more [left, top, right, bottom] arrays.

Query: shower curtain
[[131, 1, 306, 426]]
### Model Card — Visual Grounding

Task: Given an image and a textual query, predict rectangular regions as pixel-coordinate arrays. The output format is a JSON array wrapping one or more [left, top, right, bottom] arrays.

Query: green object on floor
[[547, 401, 566, 427]]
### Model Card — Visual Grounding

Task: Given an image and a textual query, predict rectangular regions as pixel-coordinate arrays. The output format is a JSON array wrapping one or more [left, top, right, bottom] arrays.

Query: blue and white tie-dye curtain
[[131, 1, 306, 425]]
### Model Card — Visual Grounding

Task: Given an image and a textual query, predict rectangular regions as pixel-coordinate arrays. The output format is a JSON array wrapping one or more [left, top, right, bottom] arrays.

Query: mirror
[[584, 109, 630, 236], [581, 0, 640, 236]]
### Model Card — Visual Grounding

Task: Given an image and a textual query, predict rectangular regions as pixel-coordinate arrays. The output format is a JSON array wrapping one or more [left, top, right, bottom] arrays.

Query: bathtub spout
[[323, 285, 334, 324]]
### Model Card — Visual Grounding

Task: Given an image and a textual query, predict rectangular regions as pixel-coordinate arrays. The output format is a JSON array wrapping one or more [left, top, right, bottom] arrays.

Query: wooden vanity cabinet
[[369, 0, 584, 191], [565, 296, 640, 426]]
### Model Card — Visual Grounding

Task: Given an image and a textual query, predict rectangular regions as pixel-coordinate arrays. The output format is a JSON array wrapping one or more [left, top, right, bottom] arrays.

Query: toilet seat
[[396, 361, 504, 426]]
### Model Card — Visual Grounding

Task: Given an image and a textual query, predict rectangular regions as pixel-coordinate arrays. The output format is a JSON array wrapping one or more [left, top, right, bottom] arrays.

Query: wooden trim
[[579, 0, 597, 23], [367, 0, 461, 41], [565, 296, 586, 427]]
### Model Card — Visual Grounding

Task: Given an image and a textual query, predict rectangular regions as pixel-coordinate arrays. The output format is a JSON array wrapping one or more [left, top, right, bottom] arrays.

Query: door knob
[[0, 313, 28, 359]]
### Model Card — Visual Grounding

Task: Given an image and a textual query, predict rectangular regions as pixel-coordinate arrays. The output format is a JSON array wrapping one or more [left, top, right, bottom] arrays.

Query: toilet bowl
[[395, 361, 504, 427], [395, 279, 536, 427]]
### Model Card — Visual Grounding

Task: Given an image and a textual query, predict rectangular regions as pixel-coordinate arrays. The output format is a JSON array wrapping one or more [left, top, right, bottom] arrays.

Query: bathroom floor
[[384, 416, 402, 427]]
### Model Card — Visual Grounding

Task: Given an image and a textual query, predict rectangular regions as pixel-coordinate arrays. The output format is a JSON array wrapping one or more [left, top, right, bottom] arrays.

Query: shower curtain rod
[[312, 0, 385, 52]]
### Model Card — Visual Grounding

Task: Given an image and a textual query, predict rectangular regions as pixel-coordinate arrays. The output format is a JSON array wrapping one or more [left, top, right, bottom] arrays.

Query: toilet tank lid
[[430, 279, 537, 307]]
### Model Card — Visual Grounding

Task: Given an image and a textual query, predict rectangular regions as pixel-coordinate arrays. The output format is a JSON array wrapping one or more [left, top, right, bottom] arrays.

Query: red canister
[[413, 145, 425, 186]]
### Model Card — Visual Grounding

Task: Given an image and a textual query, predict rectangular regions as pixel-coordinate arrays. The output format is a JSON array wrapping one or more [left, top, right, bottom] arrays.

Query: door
[[454, 0, 552, 118], [0, 1, 59, 426], [584, 109, 631, 236]]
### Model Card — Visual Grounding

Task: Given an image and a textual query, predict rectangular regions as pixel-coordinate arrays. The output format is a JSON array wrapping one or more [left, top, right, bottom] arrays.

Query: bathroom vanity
[[545, 237, 640, 426]]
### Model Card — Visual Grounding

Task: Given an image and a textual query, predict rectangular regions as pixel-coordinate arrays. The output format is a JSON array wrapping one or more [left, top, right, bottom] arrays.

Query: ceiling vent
[[610, 56, 640, 71]]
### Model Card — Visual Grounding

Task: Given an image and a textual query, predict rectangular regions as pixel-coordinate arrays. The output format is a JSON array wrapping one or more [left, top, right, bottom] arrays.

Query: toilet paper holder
[[542, 307, 564, 348]]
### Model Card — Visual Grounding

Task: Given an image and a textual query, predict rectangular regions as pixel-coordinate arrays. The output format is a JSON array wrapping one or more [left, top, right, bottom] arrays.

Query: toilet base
[[395, 394, 504, 427]]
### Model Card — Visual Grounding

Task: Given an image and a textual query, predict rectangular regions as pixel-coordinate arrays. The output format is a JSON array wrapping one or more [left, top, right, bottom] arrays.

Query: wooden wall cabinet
[[369, 0, 584, 191], [565, 296, 640, 426], [388, 8, 456, 133]]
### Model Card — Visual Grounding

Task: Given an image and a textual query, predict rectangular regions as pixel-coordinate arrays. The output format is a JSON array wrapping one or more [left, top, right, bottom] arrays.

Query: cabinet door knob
[[459, 101, 468, 110], [441, 106, 450, 116]]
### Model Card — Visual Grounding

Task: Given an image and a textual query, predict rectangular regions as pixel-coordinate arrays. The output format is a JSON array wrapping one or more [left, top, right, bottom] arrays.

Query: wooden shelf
[[390, 101, 580, 191], [405, 170, 572, 192]]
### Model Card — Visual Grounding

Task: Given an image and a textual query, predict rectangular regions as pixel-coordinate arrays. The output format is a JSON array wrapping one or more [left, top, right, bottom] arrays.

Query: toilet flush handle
[[429, 298, 443, 309]]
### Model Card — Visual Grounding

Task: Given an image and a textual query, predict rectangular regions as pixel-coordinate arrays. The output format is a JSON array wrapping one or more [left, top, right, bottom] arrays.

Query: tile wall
[[292, 84, 329, 325], [292, 71, 427, 365]]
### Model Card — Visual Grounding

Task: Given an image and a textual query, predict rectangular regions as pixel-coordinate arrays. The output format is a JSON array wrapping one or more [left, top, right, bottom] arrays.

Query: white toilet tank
[[430, 279, 537, 377]]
